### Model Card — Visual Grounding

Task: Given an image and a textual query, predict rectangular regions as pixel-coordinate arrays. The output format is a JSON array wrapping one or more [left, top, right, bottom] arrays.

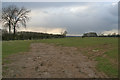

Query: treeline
[[1, 29, 65, 41], [82, 32, 120, 37], [98, 34, 120, 37]]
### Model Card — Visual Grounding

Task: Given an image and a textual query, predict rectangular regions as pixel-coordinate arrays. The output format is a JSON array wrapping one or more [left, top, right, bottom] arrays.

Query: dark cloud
[[2, 2, 118, 35]]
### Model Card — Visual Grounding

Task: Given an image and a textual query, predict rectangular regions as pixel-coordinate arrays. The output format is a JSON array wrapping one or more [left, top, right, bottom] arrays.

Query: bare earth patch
[[3, 43, 108, 78]]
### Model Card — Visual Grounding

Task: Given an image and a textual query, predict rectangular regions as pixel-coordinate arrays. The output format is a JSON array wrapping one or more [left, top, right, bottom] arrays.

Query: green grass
[[95, 57, 118, 77], [38, 37, 118, 47], [104, 48, 118, 59], [2, 37, 118, 77], [2, 40, 34, 58]]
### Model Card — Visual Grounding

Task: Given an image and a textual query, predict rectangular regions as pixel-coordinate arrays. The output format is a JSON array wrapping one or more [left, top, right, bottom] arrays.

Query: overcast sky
[[2, 2, 118, 35]]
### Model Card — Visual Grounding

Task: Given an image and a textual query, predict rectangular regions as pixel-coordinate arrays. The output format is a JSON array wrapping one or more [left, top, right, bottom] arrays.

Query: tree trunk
[[8, 21, 11, 34], [9, 26, 11, 34], [13, 25, 16, 40], [13, 25, 16, 35]]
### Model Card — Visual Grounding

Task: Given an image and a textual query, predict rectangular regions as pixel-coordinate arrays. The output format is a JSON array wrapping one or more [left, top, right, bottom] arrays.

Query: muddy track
[[3, 43, 108, 78]]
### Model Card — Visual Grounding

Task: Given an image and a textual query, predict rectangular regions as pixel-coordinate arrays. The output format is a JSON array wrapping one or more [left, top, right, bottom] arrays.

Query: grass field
[[2, 40, 34, 58], [2, 37, 118, 77]]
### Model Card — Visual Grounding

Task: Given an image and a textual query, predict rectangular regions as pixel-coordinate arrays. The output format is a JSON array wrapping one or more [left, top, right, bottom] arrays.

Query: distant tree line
[[82, 32, 120, 37], [82, 32, 98, 37], [1, 29, 66, 41], [98, 33, 120, 37]]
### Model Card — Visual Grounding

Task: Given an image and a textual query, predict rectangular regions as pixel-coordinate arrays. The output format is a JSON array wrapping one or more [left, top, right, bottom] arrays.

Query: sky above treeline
[[2, 2, 118, 36]]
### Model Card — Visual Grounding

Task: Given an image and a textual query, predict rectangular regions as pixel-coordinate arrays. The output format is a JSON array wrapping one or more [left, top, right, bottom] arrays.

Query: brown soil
[[3, 43, 108, 78]]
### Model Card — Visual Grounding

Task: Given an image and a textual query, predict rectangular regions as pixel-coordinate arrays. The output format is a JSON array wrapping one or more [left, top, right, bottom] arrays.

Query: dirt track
[[3, 43, 107, 78]]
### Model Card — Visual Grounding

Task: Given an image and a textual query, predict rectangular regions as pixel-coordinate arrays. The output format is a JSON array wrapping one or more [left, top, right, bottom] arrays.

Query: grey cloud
[[2, 2, 118, 35], [2, 2, 89, 9]]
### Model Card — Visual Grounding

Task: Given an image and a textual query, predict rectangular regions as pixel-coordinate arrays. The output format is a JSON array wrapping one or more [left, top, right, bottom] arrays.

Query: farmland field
[[2, 37, 118, 78]]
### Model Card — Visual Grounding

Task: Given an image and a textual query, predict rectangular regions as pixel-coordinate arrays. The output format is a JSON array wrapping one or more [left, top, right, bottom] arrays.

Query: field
[[2, 37, 118, 78]]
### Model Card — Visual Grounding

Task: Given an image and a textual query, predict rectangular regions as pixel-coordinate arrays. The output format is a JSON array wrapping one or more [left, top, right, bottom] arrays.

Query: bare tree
[[62, 30, 67, 36], [2, 5, 31, 34], [2, 5, 18, 33]]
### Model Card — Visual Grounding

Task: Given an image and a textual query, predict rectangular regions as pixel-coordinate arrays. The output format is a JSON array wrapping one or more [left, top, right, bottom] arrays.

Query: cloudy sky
[[2, 2, 118, 36]]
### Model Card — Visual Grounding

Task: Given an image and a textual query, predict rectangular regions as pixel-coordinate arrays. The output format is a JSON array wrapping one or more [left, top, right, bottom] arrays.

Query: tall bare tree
[[2, 5, 17, 33], [2, 5, 31, 34], [61, 30, 67, 36]]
